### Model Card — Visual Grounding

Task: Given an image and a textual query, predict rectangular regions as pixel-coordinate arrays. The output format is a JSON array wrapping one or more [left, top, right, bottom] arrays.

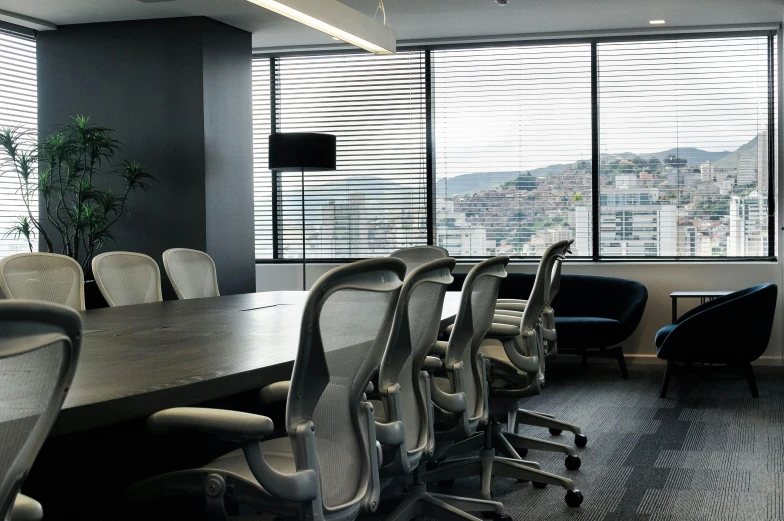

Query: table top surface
[[54, 291, 461, 434], [669, 291, 732, 298]]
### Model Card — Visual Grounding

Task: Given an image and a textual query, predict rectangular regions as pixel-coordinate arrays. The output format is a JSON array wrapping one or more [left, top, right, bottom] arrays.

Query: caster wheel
[[575, 434, 588, 448], [438, 479, 455, 488], [549, 428, 563, 436], [565, 489, 583, 507], [532, 482, 547, 489], [565, 455, 581, 470]]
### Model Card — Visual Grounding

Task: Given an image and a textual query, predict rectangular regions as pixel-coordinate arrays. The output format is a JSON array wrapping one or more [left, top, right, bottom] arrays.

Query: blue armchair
[[655, 283, 777, 398]]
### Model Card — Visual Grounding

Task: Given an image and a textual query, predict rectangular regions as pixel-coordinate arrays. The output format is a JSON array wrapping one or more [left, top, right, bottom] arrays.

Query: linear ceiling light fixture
[[649, 20, 666, 25], [247, 0, 396, 54]]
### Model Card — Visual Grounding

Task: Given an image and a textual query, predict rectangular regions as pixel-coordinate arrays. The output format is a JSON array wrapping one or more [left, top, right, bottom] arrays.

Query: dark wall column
[[36, 17, 255, 298], [202, 20, 256, 295]]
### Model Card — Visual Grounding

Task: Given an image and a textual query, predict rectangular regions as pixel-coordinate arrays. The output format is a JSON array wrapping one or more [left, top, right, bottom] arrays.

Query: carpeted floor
[[426, 362, 784, 521]]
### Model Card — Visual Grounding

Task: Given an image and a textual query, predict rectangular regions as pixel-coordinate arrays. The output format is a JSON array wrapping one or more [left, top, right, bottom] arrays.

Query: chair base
[[659, 361, 759, 398], [380, 483, 504, 521], [559, 346, 629, 379], [426, 424, 581, 506], [513, 409, 585, 449]]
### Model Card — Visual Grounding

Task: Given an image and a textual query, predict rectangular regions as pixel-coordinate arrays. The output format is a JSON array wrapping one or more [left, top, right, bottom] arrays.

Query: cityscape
[[299, 132, 773, 258]]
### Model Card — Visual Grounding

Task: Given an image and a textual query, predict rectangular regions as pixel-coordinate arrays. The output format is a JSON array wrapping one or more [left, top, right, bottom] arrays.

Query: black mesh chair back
[[390, 246, 450, 275], [378, 258, 455, 461], [445, 257, 509, 422], [0, 301, 82, 521], [286, 258, 406, 511]]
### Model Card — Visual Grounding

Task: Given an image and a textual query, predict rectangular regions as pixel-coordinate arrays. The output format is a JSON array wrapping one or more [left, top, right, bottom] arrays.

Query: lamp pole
[[301, 166, 307, 291]]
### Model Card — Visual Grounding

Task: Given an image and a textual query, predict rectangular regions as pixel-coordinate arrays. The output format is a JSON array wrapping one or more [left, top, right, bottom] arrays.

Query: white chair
[[0, 301, 82, 521], [92, 252, 162, 307], [0, 253, 85, 311], [162, 248, 219, 300]]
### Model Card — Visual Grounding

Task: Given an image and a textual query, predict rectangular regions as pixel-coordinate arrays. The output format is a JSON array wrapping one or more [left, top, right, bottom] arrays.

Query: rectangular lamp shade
[[246, 0, 396, 54], [269, 133, 337, 172]]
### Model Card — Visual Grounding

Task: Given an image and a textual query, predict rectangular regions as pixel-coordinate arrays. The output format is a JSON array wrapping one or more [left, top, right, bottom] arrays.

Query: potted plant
[[0, 116, 155, 308]]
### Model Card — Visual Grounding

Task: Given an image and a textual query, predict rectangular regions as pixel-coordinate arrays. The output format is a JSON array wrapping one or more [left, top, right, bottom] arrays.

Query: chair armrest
[[431, 340, 447, 357], [243, 424, 319, 503], [423, 356, 443, 371], [11, 494, 43, 521], [495, 310, 523, 318], [429, 373, 467, 413], [486, 322, 521, 339], [259, 380, 290, 404], [496, 300, 527, 312], [492, 314, 521, 327], [374, 419, 405, 446], [148, 408, 274, 441]]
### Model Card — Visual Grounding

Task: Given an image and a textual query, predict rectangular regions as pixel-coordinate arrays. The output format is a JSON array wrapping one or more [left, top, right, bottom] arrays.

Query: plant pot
[[84, 280, 108, 310]]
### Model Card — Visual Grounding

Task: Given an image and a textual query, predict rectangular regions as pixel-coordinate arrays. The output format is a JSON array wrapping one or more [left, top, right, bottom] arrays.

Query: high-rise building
[[575, 192, 677, 257], [728, 192, 768, 256], [436, 200, 495, 256], [757, 130, 769, 192], [737, 155, 756, 186]]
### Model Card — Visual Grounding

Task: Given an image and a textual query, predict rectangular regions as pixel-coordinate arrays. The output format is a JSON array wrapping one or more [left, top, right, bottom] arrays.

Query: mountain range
[[435, 137, 759, 198]]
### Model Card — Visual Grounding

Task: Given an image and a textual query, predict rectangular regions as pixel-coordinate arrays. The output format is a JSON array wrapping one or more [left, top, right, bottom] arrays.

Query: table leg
[[671, 298, 677, 323]]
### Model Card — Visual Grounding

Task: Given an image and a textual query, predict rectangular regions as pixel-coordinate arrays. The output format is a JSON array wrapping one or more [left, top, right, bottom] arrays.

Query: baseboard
[[624, 353, 783, 367]]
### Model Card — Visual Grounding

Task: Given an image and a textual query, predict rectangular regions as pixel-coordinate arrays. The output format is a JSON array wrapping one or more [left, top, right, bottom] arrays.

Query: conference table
[[55, 290, 462, 435]]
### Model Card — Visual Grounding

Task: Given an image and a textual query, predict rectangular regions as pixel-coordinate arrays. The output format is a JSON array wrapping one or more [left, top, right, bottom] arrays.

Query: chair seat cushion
[[554, 316, 622, 348], [655, 324, 677, 349], [202, 436, 296, 486]]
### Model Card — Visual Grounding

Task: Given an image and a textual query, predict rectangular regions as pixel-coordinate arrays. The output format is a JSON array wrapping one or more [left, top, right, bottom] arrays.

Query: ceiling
[[2, 0, 783, 50]]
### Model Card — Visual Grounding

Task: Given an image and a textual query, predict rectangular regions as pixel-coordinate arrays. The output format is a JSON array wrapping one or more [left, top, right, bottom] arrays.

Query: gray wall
[[202, 22, 255, 296], [36, 17, 254, 298]]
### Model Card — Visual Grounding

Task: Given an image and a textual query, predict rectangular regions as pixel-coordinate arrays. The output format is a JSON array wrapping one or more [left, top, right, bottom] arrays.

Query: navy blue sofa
[[449, 273, 648, 378], [655, 283, 777, 398]]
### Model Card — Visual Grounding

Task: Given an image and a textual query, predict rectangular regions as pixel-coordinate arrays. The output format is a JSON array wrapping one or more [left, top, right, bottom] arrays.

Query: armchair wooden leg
[[615, 347, 629, 380], [660, 361, 673, 398], [744, 364, 759, 398]]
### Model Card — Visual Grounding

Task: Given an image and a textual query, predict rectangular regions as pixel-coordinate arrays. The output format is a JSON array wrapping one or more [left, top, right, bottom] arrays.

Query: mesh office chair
[[421, 257, 583, 507], [390, 246, 449, 275], [374, 257, 506, 521], [494, 239, 574, 360], [0, 301, 82, 521], [0, 253, 85, 311], [162, 248, 220, 300], [92, 252, 163, 307], [466, 242, 584, 479], [128, 258, 407, 521]]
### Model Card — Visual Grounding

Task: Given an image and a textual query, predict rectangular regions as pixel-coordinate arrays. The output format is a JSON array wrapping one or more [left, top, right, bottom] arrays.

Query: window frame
[[253, 28, 778, 263]]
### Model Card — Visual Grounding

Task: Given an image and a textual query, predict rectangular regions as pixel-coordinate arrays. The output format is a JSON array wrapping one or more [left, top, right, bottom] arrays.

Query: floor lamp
[[269, 133, 337, 291]]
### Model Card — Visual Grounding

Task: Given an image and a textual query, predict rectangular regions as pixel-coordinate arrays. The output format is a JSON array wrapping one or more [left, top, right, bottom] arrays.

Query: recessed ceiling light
[[649, 20, 666, 25]]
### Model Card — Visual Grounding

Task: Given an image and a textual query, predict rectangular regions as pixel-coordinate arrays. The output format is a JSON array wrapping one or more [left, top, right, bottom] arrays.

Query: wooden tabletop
[[54, 291, 461, 435]]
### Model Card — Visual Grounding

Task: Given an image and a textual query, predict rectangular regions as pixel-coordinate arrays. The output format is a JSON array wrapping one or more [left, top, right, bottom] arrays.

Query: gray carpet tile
[[400, 362, 784, 521]]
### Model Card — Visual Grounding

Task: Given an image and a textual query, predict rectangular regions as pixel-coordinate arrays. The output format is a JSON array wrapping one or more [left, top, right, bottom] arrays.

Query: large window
[[0, 30, 37, 258], [596, 36, 774, 258], [253, 31, 777, 261], [433, 44, 592, 257], [260, 51, 428, 259]]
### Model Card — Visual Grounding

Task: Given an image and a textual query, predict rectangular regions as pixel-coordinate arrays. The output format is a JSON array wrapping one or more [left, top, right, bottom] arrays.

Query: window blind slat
[[274, 51, 428, 259], [433, 44, 593, 257], [0, 31, 36, 259], [252, 58, 273, 259], [597, 35, 775, 258]]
